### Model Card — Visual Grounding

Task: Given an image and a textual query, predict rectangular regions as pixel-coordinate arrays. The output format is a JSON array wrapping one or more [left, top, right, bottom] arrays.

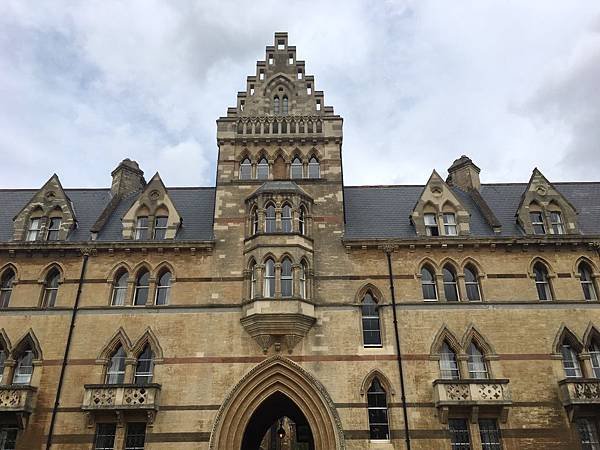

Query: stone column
[[275, 263, 282, 298], [256, 265, 265, 298], [292, 264, 301, 298]]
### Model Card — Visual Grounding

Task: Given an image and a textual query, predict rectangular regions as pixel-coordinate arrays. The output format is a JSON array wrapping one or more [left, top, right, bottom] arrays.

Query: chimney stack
[[447, 155, 481, 191], [111, 159, 145, 197]]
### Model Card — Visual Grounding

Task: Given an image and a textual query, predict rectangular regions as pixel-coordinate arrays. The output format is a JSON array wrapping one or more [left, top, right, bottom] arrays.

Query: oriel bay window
[[361, 292, 382, 347], [281, 258, 293, 297], [264, 259, 275, 298], [367, 378, 389, 440], [265, 203, 276, 233], [281, 204, 293, 233]]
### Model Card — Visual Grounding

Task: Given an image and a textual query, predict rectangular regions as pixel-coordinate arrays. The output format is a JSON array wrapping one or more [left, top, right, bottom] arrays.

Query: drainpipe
[[384, 245, 411, 450], [45, 249, 90, 450]]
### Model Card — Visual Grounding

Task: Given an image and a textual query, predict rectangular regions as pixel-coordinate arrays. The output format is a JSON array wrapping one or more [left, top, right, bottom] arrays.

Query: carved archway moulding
[[208, 355, 346, 450]]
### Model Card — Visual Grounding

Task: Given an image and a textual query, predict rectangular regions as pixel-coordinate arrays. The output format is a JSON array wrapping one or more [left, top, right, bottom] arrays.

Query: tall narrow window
[[125, 423, 147, 450], [589, 339, 600, 379], [153, 216, 168, 240], [449, 419, 471, 450], [134, 345, 154, 385], [134, 270, 150, 306], [94, 423, 116, 450], [580, 263, 597, 301], [42, 269, 60, 308], [240, 157, 252, 180], [361, 292, 382, 347], [13, 349, 34, 385], [443, 266, 459, 301], [0, 426, 17, 450], [46, 217, 62, 241], [300, 261, 307, 299], [479, 419, 502, 450], [367, 378, 389, 440], [550, 211, 565, 234], [0, 348, 5, 384], [282, 204, 292, 233], [308, 157, 320, 179], [257, 157, 269, 180], [273, 96, 280, 115], [265, 204, 276, 233], [0, 269, 15, 308], [534, 263, 552, 301], [264, 259, 275, 298], [291, 157, 303, 179], [281, 258, 293, 297], [468, 342, 489, 379], [250, 261, 257, 299], [443, 213, 457, 236], [561, 343, 582, 378], [251, 207, 259, 235], [26, 217, 42, 241], [440, 341, 460, 380], [421, 266, 437, 300], [577, 418, 600, 450], [282, 96, 289, 115], [134, 216, 149, 240], [464, 265, 481, 301], [111, 270, 128, 306], [155, 271, 171, 305], [106, 346, 126, 384], [424, 213, 439, 236], [530, 211, 546, 235], [299, 206, 306, 236]]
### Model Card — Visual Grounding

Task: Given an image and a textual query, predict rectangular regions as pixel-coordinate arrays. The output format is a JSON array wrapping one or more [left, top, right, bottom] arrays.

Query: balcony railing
[[82, 384, 161, 425], [559, 378, 600, 421], [0, 385, 37, 428]]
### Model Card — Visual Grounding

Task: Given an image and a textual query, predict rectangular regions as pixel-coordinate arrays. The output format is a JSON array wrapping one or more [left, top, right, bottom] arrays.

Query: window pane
[[153, 216, 168, 240], [443, 268, 459, 301], [291, 158, 303, 178], [440, 342, 460, 379], [135, 217, 148, 240], [257, 159, 269, 179], [155, 271, 171, 305], [580, 265, 597, 301], [550, 211, 565, 235], [13, 350, 33, 384], [362, 293, 381, 346], [449, 419, 471, 450], [530, 212, 546, 235], [479, 419, 502, 450], [135, 346, 154, 385], [443, 213, 458, 236], [0, 426, 18, 450], [125, 423, 147, 450], [26, 218, 41, 241], [0, 350, 5, 384], [240, 159, 252, 179], [561, 344, 582, 378], [281, 259, 293, 297], [265, 205, 276, 233], [590, 341, 600, 379], [308, 157, 320, 179], [106, 347, 126, 384], [94, 423, 116, 450], [47, 217, 61, 240], [282, 206, 292, 233], [367, 379, 389, 440], [468, 343, 488, 379], [577, 418, 600, 450]]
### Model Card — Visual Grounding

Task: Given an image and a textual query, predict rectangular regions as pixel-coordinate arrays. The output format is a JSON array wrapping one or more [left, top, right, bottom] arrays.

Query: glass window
[[273, 96, 280, 115], [464, 266, 481, 301], [590, 339, 600, 379], [265, 204, 276, 233], [134, 345, 154, 385], [534, 263, 552, 301], [577, 418, 600, 450], [111, 270, 128, 306], [0, 269, 15, 308], [440, 342, 460, 380], [42, 269, 60, 307], [449, 419, 471, 450], [125, 423, 147, 450], [300, 262, 307, 299], [106, 346, 126, 384], [26, 217, 42, 241], [443, 213, 457, 236], [299, 206, 306, 236], [251, 208, 259, 235], [153, 216, 168, 240], [530, 211, 546, 235], [362, 292, 381, 347], [282, 205, 293, 233], [421, 267, 437, 300], [561, 343, 582, 378], [0, 426, 18, 450], [550, 211, 565, 235], [264, 259, 275, 298], [424, 213, 439, 236], [134, 270, 150, 306], [250, 261, 257, 299], [46, 217, 62, 241], [282, 96, 289, 115], [479, 419, 502, 450], [0, 349, 5, 384], [367, 378, 389, 440], [134, 216, 149, 240], [13, 349, 34, 385], [468, 343, 489, 379], [443, 266, 459, 301], [291, 157, 303, 179], [94, 423, 116, 450], [240, 158, 252, 180], [308, 157, 320, 179], [580, 263, 597, 301], [155, 271, 171, 305], [257, 158, 269, 180], [281, 258, 293, 297]]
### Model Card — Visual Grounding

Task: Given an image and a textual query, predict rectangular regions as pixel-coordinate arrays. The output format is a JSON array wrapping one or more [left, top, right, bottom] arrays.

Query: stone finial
[[446, 155, 481, 191], [110, 159, 145, 197]]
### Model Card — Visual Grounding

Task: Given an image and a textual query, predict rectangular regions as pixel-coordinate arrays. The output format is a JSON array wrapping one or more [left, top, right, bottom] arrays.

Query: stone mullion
[[114, 426, 127, 448], [125, 357, 136, 384], [469, 421, 482, 448], [127, 280, 136, 306], [258, 210, 266, 233], [2, 359, 15, 385], [243, 269, 251, 300], [292, 264, 300, 298], [457, 354, 469, 380], [146, 278, 157, 306], [275, 207, 282, 232], [275, 263, 282, 298], [256, 265, 265, 298], [457, 273, 467, 302], [581, 352, 594, 378], [436, 274, 447, 301]]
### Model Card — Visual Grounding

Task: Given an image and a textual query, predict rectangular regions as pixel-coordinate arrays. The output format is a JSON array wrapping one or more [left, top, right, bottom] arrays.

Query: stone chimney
[[446, 155, 481, 191], [111, 159, 145, 197]]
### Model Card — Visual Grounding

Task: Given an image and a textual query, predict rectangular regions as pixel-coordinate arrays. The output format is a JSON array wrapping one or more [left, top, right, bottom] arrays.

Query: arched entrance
[[208, 356, 345, 450]]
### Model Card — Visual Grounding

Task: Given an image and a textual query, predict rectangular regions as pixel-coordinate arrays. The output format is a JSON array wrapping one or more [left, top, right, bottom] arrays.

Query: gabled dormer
[[516, 169, 578, 236], [411, 171, 470, 237], [12, 174, 76, 242], [121, 173, 182, 240]]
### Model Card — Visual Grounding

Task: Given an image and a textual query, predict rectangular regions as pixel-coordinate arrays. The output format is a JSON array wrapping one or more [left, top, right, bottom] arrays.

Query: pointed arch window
[[0, 268, 15, 308], [443, 266, 459, 301], [249, 260, 257, 299], [13, 348, 34, 384], [308, 156, 320, 179], [257, 157, 269, 180], [291, 157, 303, 179], [561, 342, 582, 378], [155, 270, 171, 306], [367, 378, 389, 440], [300, 261, 307, 299], [467, 342, 489, 379], [264, 259, 275, 298], [265, 203, 276, 233], [42, 268, 60, 308], [534, 263, 552, 301], [579, 262, 597, 301], [106, 345, 126, 384], [589, 338, 600, 378], [464, 265, 481, 301], [111, 270, 129, 306], [421, 266, 437, 300], [0, 347, 5, 384], [273, 96, 280, 115], [240, 157, 252, 180], [251, 207, 259, 235], [26, 216, 42, 241], [361, 292, 382, 347], [134, 270, 150, 306], [282, 204, 293, 233], [282, 96, 289, 115], [299, 206, 306, 236], [281, 258, 293, 297], [440, 341, 460, 380], [134, 345, 154, 385]]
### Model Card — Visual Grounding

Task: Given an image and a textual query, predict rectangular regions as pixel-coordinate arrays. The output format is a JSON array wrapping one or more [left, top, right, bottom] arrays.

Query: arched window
[[282, 96, 289, 115], [106, 345, 126, 384], [421, 266, 437, 300], [155, 270, 171, 305], [291, 157, 303, 179], [300, 261, 307, 299], [367, 378, 389, 440], [308, 156, 320, 179], [111, 270, 129, 306], [579, 262, 597, 301], [464, 265, 481, 301], [442, 266, 459, 301], [0, 268, 15, 308], [299, 206, 306, 236], [281, 258, 293, 297], [264, 259, 275, 298], [249, 260, 257, 299], [0, 346, 5, 384], [42, 268, 60, 308], [561, 342, 582, 378], [588, 338, 600, 379], [533, 262, 552, 301], [134, 216, 149, 240], [440, 341, 460, 380], [251, 207, 259, 235], [257, 157, 269, 180], [265, 203, 276, 233], [134, 345, 154, 385], [13, 348, 34, 384], [361, 292, 382, 347], [467, 342, 488, 379], [240, 157, 252, 180], [134, 270, 150, 306], [26, 216, 42, 241], [282, 204, 292, 233], [273, 96, 280, 115]]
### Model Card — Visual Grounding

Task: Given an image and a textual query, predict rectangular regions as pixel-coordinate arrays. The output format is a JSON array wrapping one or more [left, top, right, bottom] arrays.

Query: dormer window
[[46, 217, 61, 241], [26, 217, 42, 241], [424, 213, 439, 236], [530, 211, 545, 235], [153, 216, 168, 240], [442, 213, 457, 236], [134, 216, 149, 240], [550, 211, 565, 234]]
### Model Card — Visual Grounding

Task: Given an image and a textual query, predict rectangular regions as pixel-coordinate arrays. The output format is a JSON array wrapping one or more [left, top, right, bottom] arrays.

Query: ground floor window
[[125, 423, 147, 450], [449, 419, 471, 450], [94, 423, 116, 450], [577, 418, 600, 450], [0, 427, 18, 450], [479, 419, 502, 450]]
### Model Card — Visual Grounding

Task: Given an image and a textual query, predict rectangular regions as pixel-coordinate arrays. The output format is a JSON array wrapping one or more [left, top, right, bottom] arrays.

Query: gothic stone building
[[1, 32, 600, 450]]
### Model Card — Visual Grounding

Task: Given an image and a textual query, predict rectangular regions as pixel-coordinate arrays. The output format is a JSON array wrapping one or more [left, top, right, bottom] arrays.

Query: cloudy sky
[[1, 1, 599, 189]]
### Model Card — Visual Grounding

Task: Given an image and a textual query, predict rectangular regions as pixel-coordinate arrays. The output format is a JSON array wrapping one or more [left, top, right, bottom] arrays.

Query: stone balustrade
[[0, 385, 37, 428], [559, 378, 600, 421], [82, 384, 161, 425]]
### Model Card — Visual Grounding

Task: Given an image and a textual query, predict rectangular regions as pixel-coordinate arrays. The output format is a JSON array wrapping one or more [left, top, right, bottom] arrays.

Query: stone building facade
[[1, 32, 600, 450]]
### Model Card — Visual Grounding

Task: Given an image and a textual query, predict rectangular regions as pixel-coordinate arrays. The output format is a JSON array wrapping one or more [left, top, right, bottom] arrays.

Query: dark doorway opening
[[242, 392, 315, 450]]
